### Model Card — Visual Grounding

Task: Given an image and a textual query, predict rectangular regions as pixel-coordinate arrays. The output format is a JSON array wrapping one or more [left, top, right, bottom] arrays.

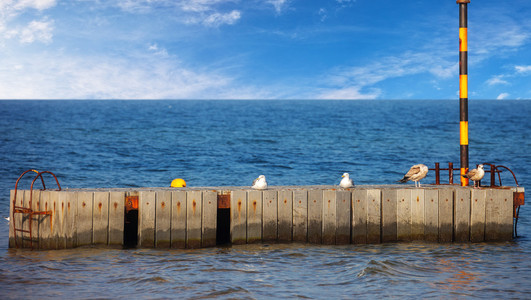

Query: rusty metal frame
[[431, 162, 524, 238], [12, 170, 61, 249]]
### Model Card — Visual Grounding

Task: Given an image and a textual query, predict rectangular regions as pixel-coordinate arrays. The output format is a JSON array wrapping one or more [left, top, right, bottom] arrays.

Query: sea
[[0, 100, 530, 299]]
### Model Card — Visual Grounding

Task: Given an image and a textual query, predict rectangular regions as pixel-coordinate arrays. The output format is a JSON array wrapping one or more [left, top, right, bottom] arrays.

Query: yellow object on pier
[[171, 178, 186, 188]]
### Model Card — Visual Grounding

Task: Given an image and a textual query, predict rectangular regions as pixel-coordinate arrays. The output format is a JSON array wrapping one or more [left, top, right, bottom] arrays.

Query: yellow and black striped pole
[[458, 0, 470, 186]]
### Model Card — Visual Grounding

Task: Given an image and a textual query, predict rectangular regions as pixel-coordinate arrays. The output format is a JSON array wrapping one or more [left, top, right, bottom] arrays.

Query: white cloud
[[267, 0, 289, 14], [148, 43, 168, 57], [0, 52, 267, 99], [179, 0, 232, 13], [0, 0, 56, 44], [203, 10, 241, 27], [515, 65, 531, 74], [318, 8, 327, 22], [486, 75, 509, 86], [497, 93, 510, 100], [336, 0, 355, 8], [471, 9, 529, 62], [111, 1, 242, 27], [19, 19, 53, 43], [318, 86, 380, 100], [12, 0, 56, 11], [321, 51, 454, 98]]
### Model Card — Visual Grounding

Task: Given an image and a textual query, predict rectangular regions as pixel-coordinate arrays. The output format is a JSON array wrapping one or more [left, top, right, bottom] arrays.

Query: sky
[[0, 0, 530, 100]]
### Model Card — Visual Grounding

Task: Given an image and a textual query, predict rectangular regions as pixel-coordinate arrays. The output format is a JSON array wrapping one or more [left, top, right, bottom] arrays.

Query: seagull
[[462, 164, 485, 188], [252, 175, 267, 190], [339, 172, 354, 188], [4, 217, 9, 223], [398, 164, 429, 187]]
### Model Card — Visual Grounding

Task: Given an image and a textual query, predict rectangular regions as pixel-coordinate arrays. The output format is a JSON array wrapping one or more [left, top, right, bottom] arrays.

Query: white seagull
[[398, 164, 429, 187], [462, 164, 485, 188], [252, 175, 268, 190], [339, 172, 354, 188]]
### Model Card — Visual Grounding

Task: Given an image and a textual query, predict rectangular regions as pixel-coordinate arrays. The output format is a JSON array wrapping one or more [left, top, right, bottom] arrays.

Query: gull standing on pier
[[398, 164, 429, 187], [462, 164, 485, 188], [252, 175, 267, 190], [339, 173, 354, 188]]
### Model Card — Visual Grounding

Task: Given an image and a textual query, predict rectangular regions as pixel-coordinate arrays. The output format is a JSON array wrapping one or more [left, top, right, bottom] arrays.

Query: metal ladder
[[12, 170, 61, 249]]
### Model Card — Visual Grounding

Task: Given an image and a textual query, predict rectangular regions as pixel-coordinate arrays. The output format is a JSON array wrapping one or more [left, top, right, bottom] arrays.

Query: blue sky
[[0, 0, 530, 100]]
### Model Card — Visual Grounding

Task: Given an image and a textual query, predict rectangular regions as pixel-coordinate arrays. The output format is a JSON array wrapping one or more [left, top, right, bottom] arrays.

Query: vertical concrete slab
[[396, 189, 412, 242], [278, 190, 293, 242], [9, 190, 15, 248], [109, 191, 124, 246], [75, 191, 93, 247], [39, 191, 54, 249], [367, 189, 381, 244], [13, 190, 24, 248], [336, 190, 351, 244], [352, 189, 368, 244], [293, 190, 308, 243], [139, 191, 155, 248], [424, 189, 439, 242], [202, 191, 217, 247], [156, 191, 171, 248], [23, 190, 32, 248], [56, 191, 68, 249], [381, 189, 397, 242], [247, 190, 263, 243], [171, 191, 187, 249], [486, 189, 513, 241], [93, 191, 110, 245], [262, 190, 278, 242], [308, 190, 323, 244], [411, 189, 425, 241], [438, 188, 453, 242], [454, 188, 470, 242], [31, 190, 41, 248], [322, 190, 336, 245], [470, 189, 486, 242], [231, 190, 247, 245], [186, 191, 202, 249], [63, 191, 77, 249], [499, 190, 514, 241], [49, 191, 60, 249]]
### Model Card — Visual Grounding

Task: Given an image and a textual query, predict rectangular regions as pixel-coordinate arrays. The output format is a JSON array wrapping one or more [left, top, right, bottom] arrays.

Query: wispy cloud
[[318, 86, 380, 100], [19, 19, 54, 43], [148, 43, 168, 57], [113, 0, 242, 27], [486, 75, 509, 86], [202, 10, 241, 27], [0, 51, 268, 99], [267, 0, 290, 15], [0, 0, 57, 44], [471, 8, 529, 63], [515, 65, 531, 74], [497, 93, 510, 100], [5, 0, 56, 11], [336, 0, 356, 9], [319, 51, 455, 99]]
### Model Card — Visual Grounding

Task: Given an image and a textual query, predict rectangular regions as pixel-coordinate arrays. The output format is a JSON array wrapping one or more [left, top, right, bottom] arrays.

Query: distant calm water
[[0, 100, 530, 298]]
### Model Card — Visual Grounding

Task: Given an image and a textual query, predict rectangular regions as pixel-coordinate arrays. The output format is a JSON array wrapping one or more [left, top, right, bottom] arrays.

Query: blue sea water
[[0, 100, 530, 299]]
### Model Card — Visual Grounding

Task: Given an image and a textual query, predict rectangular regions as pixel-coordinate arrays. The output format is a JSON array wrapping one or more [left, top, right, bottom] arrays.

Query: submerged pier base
[[9, 185, 524, 250]]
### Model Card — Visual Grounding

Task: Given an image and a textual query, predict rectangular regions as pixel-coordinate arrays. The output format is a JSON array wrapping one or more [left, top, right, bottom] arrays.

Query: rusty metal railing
[[430, 162, 520, 187], [431, 162, 524, 238], [12, 169, 61, 249]]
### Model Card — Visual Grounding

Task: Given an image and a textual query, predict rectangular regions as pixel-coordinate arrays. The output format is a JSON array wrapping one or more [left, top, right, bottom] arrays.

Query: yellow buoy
[[171, 178, 186, 188]]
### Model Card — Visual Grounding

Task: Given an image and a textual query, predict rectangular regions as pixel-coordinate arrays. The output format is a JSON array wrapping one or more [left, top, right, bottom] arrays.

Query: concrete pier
[[9, 185, 524, 250]]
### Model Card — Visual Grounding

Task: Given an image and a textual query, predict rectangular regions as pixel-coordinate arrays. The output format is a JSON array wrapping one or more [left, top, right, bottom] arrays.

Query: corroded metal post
[[458, 0, 470, 186]]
